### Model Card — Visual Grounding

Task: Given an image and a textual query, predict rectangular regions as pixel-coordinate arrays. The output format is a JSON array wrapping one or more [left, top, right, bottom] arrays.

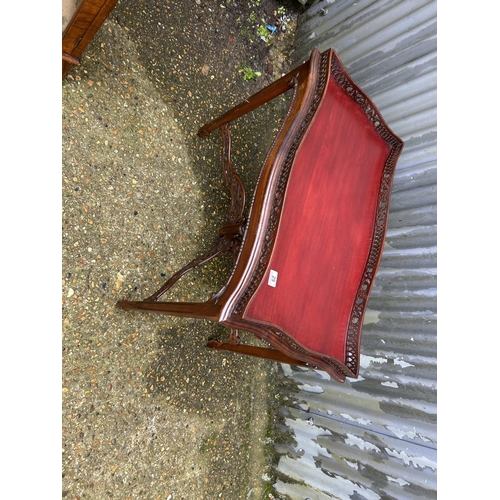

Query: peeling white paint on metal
[[410, 309, 435, 315], [276, 460, 382, 500], [275, 0, 437, 497], [340, 413, 371, 426], [381, 246, 436, 259], [276, 418, 338, 489], [277, 453, 383, 500], [298, 383, 325, 394], [345, 459, 359, 470], [392, 353, 435, 366], [385, 225, 428, 237], [330, 477, 382, 500], [385, 447, 437, 470], [280, 363, 294, 377], [285, 417, 333, 466], [274, 479, 339, 500], [386, 426, 417, 440], [387, 475, 410, 487], [393, 357, 415, 368], [386, 426, 431, 443], [345, 434, 380, 453], [413, 287, 437, 297], [383, 240, 394, 250], [381, 381, 399, 388], [360, 354, 388, 368], [362, 308, 381, 324], [380, 397, 437, 416]]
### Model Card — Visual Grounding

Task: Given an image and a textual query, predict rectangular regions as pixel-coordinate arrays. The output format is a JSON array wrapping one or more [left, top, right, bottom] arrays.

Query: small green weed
[[257, 24, 270, 43], [239, 64, 262, 81], [240, 26, 255, 41]]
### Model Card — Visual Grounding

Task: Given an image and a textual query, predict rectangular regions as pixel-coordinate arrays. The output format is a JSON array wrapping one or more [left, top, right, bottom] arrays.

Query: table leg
[[116, 299, 220, 320], [197, 57, 312, 137]]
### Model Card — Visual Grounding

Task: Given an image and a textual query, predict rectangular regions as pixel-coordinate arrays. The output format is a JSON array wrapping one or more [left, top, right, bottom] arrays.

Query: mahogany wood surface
[[116, 299, 222, 321], [62, 0, 118, 78]]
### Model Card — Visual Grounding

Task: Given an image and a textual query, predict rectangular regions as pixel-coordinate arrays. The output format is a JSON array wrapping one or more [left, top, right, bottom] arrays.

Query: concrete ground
[[62, 1, 305, 498]]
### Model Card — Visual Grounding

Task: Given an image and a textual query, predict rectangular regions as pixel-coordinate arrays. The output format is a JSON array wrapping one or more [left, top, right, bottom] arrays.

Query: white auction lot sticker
[[268, 269, 278, 287]]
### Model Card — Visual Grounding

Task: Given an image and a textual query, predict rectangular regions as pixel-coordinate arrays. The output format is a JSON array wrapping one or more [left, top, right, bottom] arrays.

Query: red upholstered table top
[[244, 76, 391, 362]]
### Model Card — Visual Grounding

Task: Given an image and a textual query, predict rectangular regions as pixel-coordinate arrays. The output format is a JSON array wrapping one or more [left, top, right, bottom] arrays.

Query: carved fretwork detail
[[238, 319, 350, 382], [146, 124, 248, 303], [146, 234, 234, 302], [231, 50, 402, 378], [219, 123, 246, 225], [329, 52, 404, 375], [268, 326, 350, 381], [233, 51, 331, 316], [218, 76, 300, 293], [329, 56, 402, 149], [225, 229, 244, 263]]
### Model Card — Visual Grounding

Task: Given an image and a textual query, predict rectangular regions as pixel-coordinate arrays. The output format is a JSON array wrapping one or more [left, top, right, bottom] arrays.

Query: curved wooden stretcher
[[116, 48, 403, 382]]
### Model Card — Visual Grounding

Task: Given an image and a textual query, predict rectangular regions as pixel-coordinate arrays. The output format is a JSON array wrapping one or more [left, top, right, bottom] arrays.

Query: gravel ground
[[62, 1, 305, 499]]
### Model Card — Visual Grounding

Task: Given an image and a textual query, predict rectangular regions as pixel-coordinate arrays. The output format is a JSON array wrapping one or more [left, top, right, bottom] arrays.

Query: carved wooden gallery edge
[[116, 48, 404, 383]]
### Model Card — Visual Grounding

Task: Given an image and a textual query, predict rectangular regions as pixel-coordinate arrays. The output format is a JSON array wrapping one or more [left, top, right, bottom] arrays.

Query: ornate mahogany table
[[116, 48, 403, 382]]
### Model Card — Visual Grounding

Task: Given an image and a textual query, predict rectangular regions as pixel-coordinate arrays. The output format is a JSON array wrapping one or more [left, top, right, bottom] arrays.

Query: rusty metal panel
[[274, 0, 437, 498]]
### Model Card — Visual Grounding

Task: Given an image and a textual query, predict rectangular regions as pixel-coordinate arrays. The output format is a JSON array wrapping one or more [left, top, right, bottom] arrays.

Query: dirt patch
[[111, 0, 303, 92], [62, 0, 307, 499]]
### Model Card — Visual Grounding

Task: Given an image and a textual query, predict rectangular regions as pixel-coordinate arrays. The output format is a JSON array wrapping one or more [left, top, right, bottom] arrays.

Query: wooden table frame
[[62, 0, 119, 78], [117, 48, 403, 382]]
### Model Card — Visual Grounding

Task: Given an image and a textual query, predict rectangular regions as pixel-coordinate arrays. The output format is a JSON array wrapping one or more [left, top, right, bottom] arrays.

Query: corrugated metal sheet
[[273, 1, 437, 498]]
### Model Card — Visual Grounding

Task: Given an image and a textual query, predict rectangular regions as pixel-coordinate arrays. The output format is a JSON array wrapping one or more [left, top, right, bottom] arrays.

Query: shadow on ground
[[62, 0, 306, 498]]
